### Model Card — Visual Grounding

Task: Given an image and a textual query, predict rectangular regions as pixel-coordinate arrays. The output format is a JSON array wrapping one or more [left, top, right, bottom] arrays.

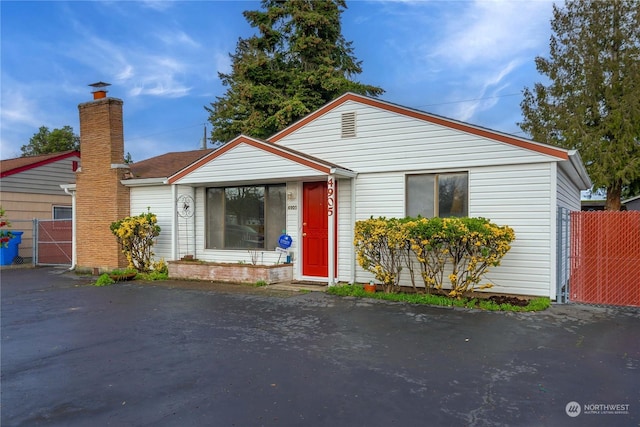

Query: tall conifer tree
[[207, 0, 383, 143], [519, 0, 640, 210]]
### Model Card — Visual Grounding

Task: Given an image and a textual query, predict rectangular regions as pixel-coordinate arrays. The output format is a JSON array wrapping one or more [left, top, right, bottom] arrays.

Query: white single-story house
[[121, 93, 591, 299]]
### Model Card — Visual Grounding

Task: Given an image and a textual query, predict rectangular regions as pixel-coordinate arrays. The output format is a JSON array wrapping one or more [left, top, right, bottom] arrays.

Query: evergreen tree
[[519, 0, 640, 210], [21, 125, 80, 157], [206, 0, 384, 143]]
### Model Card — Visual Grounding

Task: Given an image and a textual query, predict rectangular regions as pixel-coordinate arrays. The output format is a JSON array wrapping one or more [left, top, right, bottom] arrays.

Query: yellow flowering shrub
[[355, 216, 515, 298], [354, 217, 408, 293], [110, 211, 161, 272], [405, 217, 515, 298]]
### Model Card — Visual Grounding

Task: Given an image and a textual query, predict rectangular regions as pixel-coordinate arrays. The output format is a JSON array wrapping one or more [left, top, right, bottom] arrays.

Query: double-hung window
[[406, 172, 468, 218], [206, 184, 286, 250]]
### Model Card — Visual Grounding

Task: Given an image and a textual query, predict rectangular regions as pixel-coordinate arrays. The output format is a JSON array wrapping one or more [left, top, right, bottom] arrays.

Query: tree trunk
[[605, 182, 622, 211]]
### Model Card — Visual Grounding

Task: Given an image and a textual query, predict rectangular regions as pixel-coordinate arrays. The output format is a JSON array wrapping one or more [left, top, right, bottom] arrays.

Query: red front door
[[302, 182, 328, 277]]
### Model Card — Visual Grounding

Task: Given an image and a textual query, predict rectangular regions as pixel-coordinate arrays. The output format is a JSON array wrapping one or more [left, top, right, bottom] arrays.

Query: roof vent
[[341, 112, 356, 138], [89, 81, 111, 100]]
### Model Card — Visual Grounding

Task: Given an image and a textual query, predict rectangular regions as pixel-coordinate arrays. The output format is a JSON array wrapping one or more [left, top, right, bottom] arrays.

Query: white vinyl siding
[[556, 165, 581, 211], [130, 185, 178, 261], [336, 178, 353, 282], [354, 172, 406, 219], [276, 102, 556, 173], [349, 163, 556, 297], [177, 144, 325, 185], [469, 163, 554, 297]]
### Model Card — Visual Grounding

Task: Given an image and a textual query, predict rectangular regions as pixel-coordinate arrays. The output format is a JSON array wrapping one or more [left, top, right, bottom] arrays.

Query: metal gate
[[35, 219, 72, 266]]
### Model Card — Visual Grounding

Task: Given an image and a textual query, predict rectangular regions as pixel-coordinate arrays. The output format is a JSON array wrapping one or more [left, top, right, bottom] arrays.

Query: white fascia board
[[330, 168, 357, 178], [564, 150, 592, 189], [121, 177, 168, 187]]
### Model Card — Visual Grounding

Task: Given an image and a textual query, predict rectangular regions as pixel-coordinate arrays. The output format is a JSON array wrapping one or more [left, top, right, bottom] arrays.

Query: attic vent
[[341, 112, 357, 138]]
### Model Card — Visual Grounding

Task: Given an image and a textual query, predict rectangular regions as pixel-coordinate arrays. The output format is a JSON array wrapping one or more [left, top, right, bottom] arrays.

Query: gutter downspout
[[63, 186, 77, 270]]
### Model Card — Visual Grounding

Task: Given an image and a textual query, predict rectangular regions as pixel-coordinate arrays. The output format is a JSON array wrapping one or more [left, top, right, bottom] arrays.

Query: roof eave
[[561, 150, 592, 190], [121, 177, 168, 187]]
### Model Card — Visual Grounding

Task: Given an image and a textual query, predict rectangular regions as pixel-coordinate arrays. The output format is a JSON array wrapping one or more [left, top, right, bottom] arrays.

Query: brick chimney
[[75, 82, 130, 273]]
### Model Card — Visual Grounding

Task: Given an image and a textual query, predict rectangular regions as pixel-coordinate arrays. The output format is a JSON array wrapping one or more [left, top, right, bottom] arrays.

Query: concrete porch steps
[[267, 282, 328, 292]]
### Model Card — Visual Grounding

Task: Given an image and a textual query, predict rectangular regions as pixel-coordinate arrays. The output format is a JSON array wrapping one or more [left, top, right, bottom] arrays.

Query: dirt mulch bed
[[486, 295, 530, 307]]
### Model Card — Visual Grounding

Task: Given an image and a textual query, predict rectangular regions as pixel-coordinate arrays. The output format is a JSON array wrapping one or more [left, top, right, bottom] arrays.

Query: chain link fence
[[570, 211, 640, 307], [1, 219, 72, 266]]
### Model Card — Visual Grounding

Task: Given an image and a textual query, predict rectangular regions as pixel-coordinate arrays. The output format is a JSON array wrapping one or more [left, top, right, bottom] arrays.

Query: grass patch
[[253, 280, 269, 287], [327, 284, 550, 312], [136, 270, 169, 281]]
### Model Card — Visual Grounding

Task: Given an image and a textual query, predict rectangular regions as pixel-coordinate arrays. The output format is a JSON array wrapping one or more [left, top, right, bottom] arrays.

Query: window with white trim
[[206, 184, 286, 249], [406, 172, 468, 218]]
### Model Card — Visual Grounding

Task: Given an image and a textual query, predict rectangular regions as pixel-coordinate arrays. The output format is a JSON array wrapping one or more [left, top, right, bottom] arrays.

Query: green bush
[[94, 274, 115, 287]]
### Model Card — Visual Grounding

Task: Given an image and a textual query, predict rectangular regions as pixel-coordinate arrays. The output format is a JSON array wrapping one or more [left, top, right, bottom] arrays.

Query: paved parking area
[[1, 267, 639, 426]]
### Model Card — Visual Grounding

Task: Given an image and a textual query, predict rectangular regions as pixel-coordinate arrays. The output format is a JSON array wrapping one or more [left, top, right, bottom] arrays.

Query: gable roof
[[128, 149, 214, 179], [168, 135, 353, 184], [0, 150, 80, 178], [268, 92, 570, 160]]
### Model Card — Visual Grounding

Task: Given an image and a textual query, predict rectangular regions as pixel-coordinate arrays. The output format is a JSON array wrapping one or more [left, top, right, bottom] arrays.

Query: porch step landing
[[267, 281, 327, 292]]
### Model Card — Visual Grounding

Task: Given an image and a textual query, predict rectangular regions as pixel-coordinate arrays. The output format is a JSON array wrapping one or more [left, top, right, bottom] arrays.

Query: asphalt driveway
[[1, 267, 638, 426]]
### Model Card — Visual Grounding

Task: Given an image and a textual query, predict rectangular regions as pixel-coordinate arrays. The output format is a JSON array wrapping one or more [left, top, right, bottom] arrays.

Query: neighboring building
[[0, 150, 79, 259], [115, 93, 590, 300], [623, 194, 640, 211]]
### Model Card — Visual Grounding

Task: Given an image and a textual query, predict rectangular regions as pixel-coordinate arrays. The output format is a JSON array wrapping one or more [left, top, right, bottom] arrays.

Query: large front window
[[206, 185, 286, 249], [406, 172, 468, 218]]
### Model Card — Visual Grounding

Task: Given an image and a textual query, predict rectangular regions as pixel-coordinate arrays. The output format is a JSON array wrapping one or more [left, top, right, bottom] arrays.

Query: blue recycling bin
[[0, 231, 23, 266]]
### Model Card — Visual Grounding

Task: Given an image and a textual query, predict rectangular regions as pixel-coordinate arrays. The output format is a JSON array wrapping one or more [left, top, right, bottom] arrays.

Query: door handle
[[302, 233, 307, 237]]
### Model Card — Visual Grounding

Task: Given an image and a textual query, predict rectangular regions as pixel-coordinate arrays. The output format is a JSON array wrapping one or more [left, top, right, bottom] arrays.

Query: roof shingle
[[128, 149, 214, 179]]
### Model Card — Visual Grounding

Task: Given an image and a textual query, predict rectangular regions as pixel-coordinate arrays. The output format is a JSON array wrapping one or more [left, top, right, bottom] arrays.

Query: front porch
[[168, 259, 293, 285]]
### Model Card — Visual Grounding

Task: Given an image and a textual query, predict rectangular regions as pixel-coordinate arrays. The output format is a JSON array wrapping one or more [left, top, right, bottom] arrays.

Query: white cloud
[[387, 0, 553, 124], [427, 0, 552, 66], [155, 30, 201, 49], [117, 65, 134, 80], [0, 89, 41, 128], [139, 0, 175, 12]]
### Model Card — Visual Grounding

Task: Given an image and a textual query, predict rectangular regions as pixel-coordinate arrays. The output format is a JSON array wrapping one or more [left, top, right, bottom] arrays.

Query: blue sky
[[1, 0, 555, 162]]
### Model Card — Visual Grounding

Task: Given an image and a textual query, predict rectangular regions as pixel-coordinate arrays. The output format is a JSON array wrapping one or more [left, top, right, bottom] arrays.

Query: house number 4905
[[327, 178, 335, 216]]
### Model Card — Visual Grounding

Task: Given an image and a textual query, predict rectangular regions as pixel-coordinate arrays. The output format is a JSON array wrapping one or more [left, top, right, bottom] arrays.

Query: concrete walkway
[[1, 267, 638, 426]]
